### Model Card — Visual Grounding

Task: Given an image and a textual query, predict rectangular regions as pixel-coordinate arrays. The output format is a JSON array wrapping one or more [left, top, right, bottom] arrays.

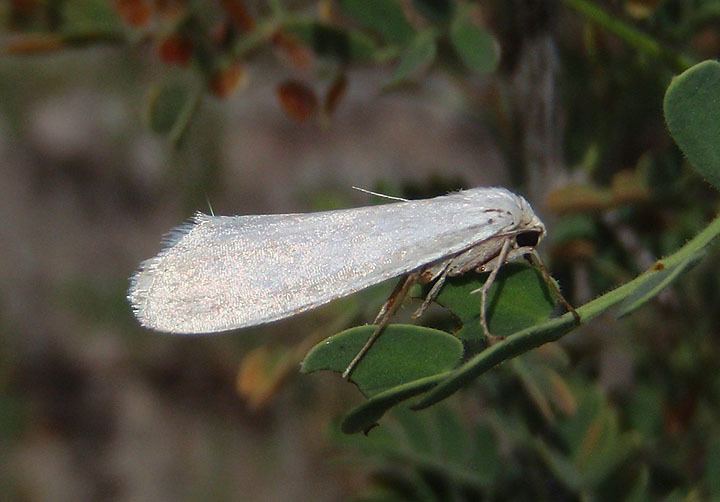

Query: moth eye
[[516, 231, 541, 247]]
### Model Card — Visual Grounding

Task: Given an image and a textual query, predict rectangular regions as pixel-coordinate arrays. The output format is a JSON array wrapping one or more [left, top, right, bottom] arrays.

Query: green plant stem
[[169, 87, 203, 147], [411, 213, 720, 409], [561, 0, 696, 72], [343, 214, 720, 431], [342, 374, 448, 433]]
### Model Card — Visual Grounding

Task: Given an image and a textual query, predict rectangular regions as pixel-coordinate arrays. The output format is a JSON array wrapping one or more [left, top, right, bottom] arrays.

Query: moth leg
[[412, 261, 452, 319], [477, 238, 512, 341], [525, 250, 581, 324], [475, 247, 581, 325], [474, 246, 535, 274], [343, 271, 421, 380], [370, 276, 405, 325]]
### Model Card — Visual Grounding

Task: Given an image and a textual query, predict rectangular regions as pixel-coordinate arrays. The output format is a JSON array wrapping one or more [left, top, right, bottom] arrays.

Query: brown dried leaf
[[158, 34, 193, 66], [611, 169, 650, 205], [236, 345, 294, 410], [324, 73, 348, 116], [272, 31, 314, 71], [209, 62, 248, 98], [546, 184, 613, 214], [155, 0, 187, 21], [547, 370, 578, 416], [220, 0, 255, 32], [10, 0, 41, 18], [576, 415, 605, 465], [551, 239, 597, 262], [114, 0, 153, 27], [277, 80, 318, 122], [3, 34, 64, 54], [625, 0, 661, 19]]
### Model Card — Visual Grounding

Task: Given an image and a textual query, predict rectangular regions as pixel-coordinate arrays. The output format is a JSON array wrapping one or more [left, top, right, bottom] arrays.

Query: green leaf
[[338, 0, 415, 45], [62, 0, 124, 38], [341, 375, 445, 434], [449, 7, 499, 75], [414, 215, 720, 411], [413, 0, 454, 23], [287, 23, 381, 63], [433, 405, 468, 465], [301, 324, 462, 397], [627, 384, 663, 438], [625, 467, 651, 502], [664, 60, 720, 191], [704, 437, 720, 498], [388, 30, 437, 86], [335, 405, 501, 490], [394, 406, 436, 455], [553, 214, 599, 244], [534, 440, 584, 492], [146, 81, 200, 145], [536, 388, 642, 492], [470, 423, 502, 486], [434, 263, 556, 345], [413, 314, 577, 411], [334, 215, 720, 432], [616, 250, 704, 318]]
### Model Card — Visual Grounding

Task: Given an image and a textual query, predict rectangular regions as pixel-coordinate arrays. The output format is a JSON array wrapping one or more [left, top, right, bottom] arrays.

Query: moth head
[[515, 228, 544, 247], [515, 217, 546, 248], [515, 196, 546, 248]]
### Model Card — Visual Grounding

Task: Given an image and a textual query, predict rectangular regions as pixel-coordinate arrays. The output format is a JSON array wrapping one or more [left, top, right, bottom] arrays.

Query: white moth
[[128, 187, 577, 378]]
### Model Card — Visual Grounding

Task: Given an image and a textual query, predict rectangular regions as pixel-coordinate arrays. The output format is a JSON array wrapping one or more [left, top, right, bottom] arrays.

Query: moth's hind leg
[[342, 271, 421, 380]]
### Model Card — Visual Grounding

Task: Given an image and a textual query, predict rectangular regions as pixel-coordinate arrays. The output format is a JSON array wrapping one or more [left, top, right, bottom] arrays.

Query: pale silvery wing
[[128, 188, 536, 334]]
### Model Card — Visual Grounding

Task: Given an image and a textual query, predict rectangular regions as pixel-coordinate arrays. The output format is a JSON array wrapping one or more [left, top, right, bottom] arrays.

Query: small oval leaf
[[388, 30, 437, 86], [664, 60, 720, 191], [301, 324, 463, 397], [450, 8, 499, 75], [433, 263, 555, 347], [413, 0, 454, 23], [277, 80, 318, 122], [338, 0, 415, 45], [209, 62, 248, 98], [114, 0, 152, 27], [158, 34, 193, 66], [147, 81, 194, 136]]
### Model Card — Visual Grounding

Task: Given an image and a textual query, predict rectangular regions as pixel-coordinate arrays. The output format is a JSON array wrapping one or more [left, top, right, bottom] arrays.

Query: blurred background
[[2, 0, 720, 500]]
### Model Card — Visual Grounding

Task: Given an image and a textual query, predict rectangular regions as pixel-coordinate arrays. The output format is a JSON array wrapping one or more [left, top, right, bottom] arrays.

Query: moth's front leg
[[411, 237, 508, 320], [473, 246, 581, 330], [412, 238, 513, 341], [474, 238, 512, 343]]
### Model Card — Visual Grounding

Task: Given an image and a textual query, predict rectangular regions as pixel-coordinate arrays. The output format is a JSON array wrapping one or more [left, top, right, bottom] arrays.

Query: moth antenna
[[351, 186, 408, 202], [205, 195, 215, 216]]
